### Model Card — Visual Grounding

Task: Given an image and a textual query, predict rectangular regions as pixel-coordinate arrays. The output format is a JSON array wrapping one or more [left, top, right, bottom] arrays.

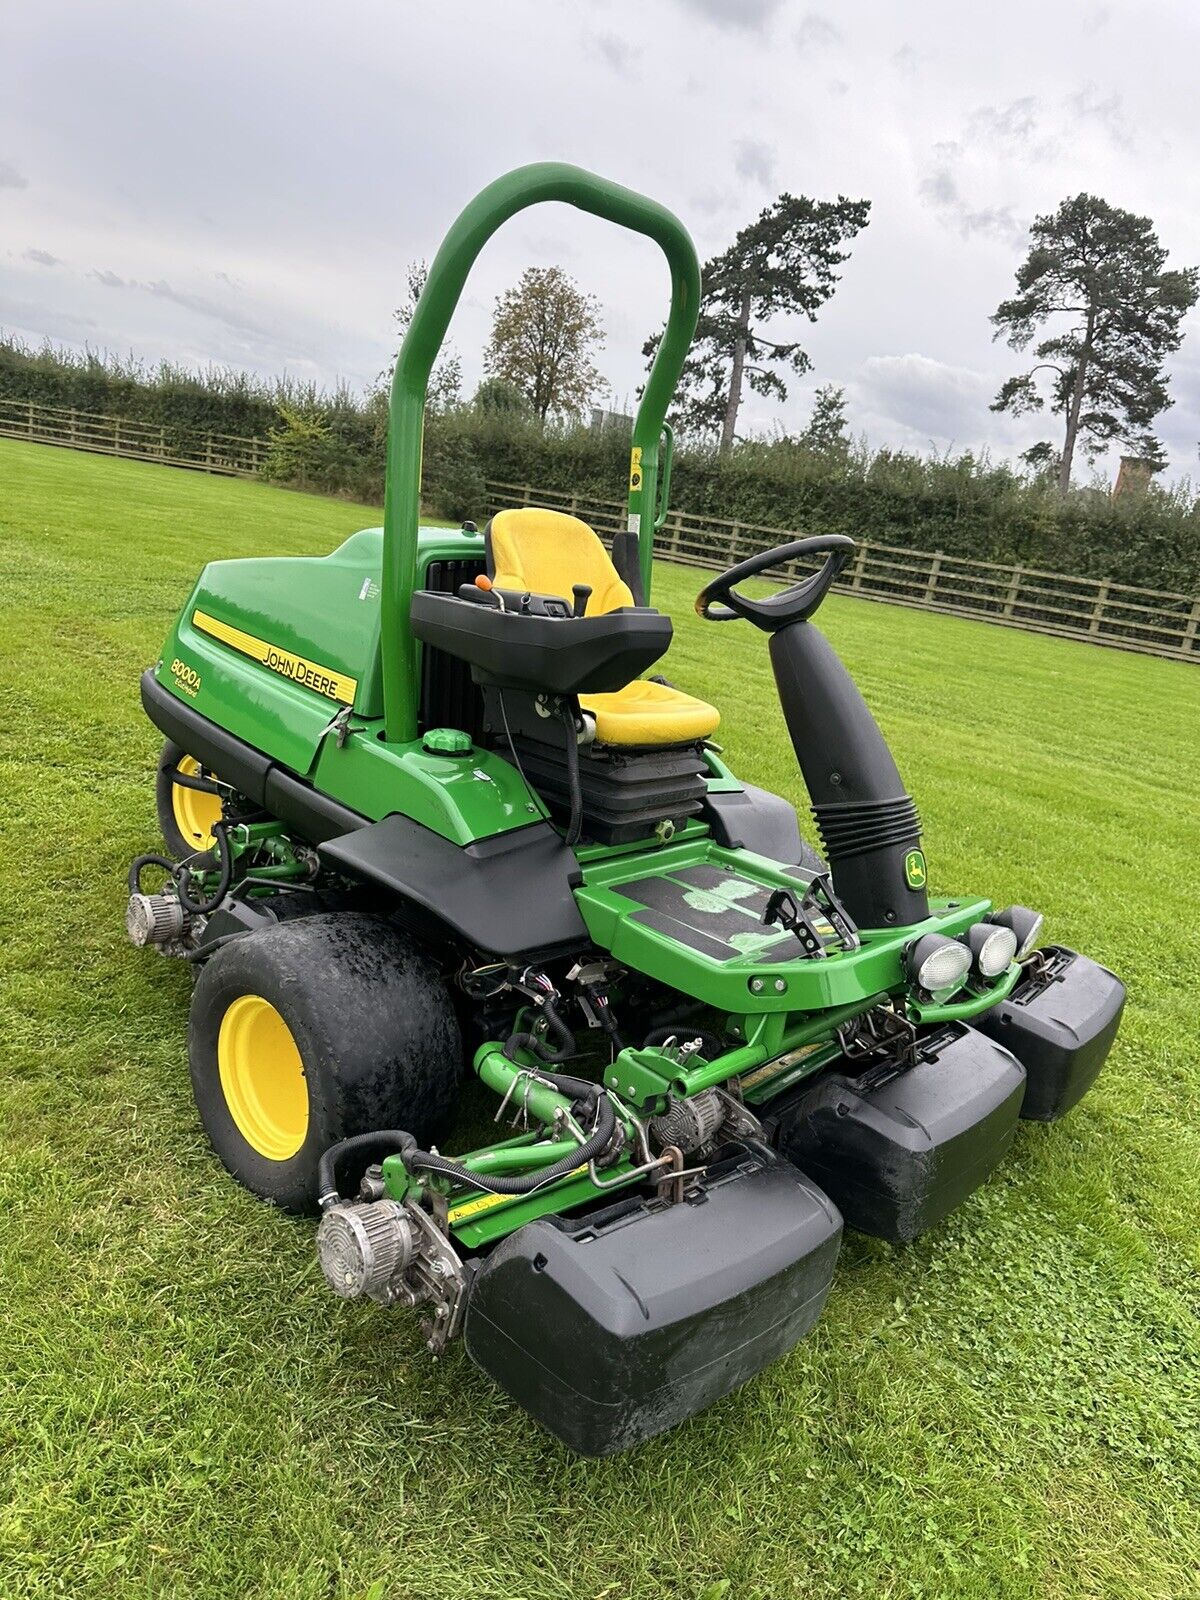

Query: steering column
[[697, 537, 930, 930]]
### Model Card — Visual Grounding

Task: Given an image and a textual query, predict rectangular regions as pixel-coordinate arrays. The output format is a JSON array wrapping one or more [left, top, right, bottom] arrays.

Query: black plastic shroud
[[768, 621, 930, 929]]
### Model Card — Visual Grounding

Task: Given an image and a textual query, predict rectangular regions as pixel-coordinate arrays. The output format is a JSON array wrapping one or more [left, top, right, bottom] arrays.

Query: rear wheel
[[156, 738, 223, 856], [188, 914, 462, 1211]]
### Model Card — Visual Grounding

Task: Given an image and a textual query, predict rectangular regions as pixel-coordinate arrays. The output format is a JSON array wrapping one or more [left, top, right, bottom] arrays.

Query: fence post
[[1181, 599, 1200, 655], [1002, 565, 1024, 618], [522, 482, 532, 507], [114, 418, 121, 456], [69, 408, 77, 446], [923, 553, 943, 604], [1089, 579, 1111, 637], [27, 399, 34, 438], [850, 542, 867, 592]]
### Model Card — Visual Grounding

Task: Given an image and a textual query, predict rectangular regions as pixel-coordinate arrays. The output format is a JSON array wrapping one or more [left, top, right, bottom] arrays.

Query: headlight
[[907, 934, 972, 996], [986, 905, 1044, 961], [964, 921, 1019, 978]]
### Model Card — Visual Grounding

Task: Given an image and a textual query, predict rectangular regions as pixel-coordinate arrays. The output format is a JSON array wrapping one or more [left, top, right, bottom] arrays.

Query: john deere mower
[[125, 164, 1125, 1455]]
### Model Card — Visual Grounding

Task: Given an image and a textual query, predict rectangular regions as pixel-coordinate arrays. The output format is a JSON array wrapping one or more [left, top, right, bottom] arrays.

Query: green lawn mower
[[126, 164, 1126, 1455]]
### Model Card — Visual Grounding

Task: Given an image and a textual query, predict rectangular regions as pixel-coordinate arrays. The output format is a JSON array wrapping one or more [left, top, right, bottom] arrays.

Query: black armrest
[[410, 591, 672, 696]]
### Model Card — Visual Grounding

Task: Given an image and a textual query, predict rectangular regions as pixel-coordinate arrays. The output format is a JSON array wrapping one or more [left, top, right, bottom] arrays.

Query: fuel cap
[[422, 727, 473, 757]]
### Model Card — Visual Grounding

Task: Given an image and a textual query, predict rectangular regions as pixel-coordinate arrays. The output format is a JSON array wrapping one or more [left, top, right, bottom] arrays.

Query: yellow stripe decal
[[447, 1165, 590, 1226], [447, 1191, 513, 1224], [192, 609, 357, 705]]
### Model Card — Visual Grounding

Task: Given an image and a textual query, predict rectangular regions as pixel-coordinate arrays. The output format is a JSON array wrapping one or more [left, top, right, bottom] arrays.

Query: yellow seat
[[486, 508, 720, 748], [581, 680, 720, 746]]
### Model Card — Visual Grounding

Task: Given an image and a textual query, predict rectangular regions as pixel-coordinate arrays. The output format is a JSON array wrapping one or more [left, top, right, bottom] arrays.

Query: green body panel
[[307, 723, 545, 843], [156, 523, 551, 843], [576, 832, 994, 1014]]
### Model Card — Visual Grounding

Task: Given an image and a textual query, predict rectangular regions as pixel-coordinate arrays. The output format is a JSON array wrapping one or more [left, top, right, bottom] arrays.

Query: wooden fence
[[1, 399, 1194, 662], [485, 478, 1200, 665], [0, 398, 269, 476]]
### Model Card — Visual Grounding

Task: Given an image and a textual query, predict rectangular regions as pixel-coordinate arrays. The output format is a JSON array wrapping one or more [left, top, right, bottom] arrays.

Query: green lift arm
[[381, 162, 703, 743]]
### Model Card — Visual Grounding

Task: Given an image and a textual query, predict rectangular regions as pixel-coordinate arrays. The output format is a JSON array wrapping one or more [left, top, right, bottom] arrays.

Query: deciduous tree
[[484, 266, 604, 421]]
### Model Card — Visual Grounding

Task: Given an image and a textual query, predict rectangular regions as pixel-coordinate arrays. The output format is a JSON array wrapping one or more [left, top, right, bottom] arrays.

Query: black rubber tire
[[187, 914, 462, 1212], [156, 738, 221, 858]]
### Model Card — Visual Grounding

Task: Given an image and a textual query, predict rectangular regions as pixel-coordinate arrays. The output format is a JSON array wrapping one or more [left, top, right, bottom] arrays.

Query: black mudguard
[[975, 946, 1125, 1121], [766, 1022, 1027, 1242], [463, 1148, 842, 1456]]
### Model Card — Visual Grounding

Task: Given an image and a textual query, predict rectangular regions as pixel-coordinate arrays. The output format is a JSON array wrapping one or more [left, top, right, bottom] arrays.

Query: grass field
[[2, 436, 1198, 1600]]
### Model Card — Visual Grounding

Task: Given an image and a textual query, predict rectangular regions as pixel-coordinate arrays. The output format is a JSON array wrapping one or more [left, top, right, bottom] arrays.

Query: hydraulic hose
[[408, 1091, 615, 1196], [175, 822, 234, 915], [127, 821, 234, 916], [503, 991, 577, 1064], [317, 1130, 418, 1207], [165, 764, 223, 795]]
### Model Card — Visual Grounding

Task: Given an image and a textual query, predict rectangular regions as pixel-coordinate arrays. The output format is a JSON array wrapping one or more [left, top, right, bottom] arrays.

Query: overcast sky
[[4, 0, 1199, 482]]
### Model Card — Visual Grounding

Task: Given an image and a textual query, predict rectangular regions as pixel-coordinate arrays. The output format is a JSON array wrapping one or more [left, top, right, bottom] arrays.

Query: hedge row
[[4, 334, 1198, 593]]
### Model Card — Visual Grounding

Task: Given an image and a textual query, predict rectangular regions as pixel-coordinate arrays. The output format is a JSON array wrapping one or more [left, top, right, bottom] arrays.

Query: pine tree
[[645, 193, 869, 452], [801, 384, 850, 454], [991, 195, 1197, 491]]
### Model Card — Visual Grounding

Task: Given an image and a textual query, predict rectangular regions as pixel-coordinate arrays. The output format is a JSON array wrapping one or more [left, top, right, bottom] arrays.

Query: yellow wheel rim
[[217, 995, 309, 1161], [171, 754, 223, 852]]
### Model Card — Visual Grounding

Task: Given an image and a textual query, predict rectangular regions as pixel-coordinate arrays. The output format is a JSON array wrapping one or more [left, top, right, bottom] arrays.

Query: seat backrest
[[486, 508, 635, 616]]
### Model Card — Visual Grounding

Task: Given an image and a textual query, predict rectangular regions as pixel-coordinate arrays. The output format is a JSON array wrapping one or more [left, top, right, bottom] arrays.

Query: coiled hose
[[128, 820, 234, 916]]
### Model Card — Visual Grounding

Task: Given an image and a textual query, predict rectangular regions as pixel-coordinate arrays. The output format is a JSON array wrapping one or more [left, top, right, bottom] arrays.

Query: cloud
[[919, 164, 1024, 244], [891, 44, 923, 76], [1, 297, 97, 341], [23, 248, 61, 267], [968, 96, 1041, 147], [674, 0, 782, 32], [733, 139, 775, 189], [852, 352, 994, 445], [0, 160, 29, 189], [828, 77, 849, 97], [588, 33, 633, 75], [1067, 83, 1134, 151], [795, 10, 841, 49], [88, 267, 281, 344], [689, 188, 738, 219]]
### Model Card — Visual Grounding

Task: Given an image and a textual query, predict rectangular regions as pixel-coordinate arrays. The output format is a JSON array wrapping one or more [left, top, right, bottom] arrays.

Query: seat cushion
[[487, 508, 635, 616], [580, 680, 720, 746]]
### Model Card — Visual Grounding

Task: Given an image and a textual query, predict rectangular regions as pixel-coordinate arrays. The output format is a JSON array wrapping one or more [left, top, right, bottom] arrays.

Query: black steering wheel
[[695, 535, 855, 631]]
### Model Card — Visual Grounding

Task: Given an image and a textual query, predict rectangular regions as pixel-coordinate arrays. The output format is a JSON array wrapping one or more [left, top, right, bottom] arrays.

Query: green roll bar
[[381, 162, 702, 743]]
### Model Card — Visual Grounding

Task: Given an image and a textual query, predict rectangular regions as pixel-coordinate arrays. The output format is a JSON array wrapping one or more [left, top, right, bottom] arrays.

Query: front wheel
[[187, 915, 462, 1211]]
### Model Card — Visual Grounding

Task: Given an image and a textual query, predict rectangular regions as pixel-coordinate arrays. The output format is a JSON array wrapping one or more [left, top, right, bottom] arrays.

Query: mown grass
[[1, 437, 1198, 1600]]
